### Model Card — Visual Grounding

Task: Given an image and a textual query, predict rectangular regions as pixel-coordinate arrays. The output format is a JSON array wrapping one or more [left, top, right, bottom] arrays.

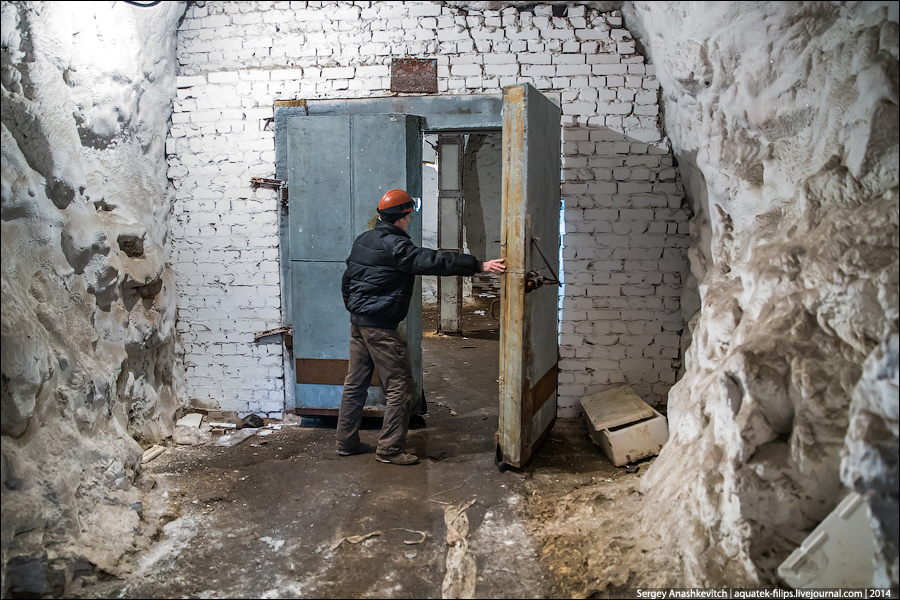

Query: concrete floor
[[72, 298, 653, 599]]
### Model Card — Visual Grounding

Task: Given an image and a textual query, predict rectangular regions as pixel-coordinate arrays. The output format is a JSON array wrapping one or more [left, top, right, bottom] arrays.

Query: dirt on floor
[[69, 295, 681, 599]]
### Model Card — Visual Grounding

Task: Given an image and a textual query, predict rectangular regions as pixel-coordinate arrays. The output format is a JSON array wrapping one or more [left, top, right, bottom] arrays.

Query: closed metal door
[[287, 114, 424, 412]]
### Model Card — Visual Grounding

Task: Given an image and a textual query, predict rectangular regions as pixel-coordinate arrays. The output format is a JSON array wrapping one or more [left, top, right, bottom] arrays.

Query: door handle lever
[[525, 270, 561, 292], [525, 238, 561, 293]]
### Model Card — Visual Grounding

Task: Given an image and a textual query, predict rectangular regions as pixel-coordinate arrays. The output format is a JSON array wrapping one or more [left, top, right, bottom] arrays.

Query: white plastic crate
[[582, 386, 669, 466], [778, 491, 876, 588]]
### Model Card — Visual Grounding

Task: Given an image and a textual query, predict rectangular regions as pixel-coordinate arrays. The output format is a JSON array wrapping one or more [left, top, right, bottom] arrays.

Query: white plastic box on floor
[[777, 491, 877, 588], [581, 385, 669, 466]]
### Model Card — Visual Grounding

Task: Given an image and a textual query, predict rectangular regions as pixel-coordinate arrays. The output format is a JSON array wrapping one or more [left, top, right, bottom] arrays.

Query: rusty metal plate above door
[[391, 58, 438, 93]]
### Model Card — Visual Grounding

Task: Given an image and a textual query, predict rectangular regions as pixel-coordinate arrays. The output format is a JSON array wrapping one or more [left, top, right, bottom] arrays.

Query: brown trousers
[[336, 324, 417, 456]]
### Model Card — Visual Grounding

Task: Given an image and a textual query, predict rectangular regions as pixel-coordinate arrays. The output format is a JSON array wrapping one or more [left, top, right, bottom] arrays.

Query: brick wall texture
[[168, 1, 691, 418]]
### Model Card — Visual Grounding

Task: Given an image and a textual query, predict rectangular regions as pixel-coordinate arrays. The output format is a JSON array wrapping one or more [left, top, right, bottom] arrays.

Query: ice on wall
[[1, 1, 186, 595], [842, 333, 899, 588], [627, 0, 899, 586]]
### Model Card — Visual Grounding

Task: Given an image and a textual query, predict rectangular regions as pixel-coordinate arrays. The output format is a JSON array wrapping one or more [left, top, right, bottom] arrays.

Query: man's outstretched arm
[[480, 259, 506, 274]]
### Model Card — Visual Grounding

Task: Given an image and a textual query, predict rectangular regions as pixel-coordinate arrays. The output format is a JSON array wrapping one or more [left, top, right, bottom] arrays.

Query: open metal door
[[287, 113, 424, 415], [497, 84, 561, 468]]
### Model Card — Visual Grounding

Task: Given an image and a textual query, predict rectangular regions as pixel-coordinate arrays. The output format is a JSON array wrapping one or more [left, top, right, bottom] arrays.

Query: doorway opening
[[420, 132, 503, 332], [277, 86, 561, 466], [420, 131, 503, 422]]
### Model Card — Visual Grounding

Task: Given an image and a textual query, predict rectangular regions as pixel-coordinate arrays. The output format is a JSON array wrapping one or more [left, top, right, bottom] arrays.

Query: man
[[336, 189, 506, 465]]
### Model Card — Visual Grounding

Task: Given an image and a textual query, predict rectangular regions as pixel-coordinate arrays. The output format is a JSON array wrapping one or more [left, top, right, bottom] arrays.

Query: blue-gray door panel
[[290, 261, 346, 359], [351, 114, 425, 399], [290, 260, 378, 409], [350, 114, 423, 238], [287, 116, 351, 261], [288, 114, 353, 410], [287, 113, 423, 411]]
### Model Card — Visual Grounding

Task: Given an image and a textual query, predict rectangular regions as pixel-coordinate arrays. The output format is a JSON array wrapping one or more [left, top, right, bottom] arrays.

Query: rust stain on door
[[499, 85, 527, 467], [497, 84, 562, 470]]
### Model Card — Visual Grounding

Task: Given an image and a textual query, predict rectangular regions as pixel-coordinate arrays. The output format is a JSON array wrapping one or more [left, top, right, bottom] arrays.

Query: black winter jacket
[[342, 220, 482, 329]]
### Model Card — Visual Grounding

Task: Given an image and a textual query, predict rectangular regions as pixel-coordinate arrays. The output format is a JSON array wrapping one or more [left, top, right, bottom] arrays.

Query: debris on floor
[[433, 400, 458, 416], [214, 428, 257, 447], [524, 465, 683, 596], [173, 413, 210, 445], [328, 528, 428, 553], [173, 423, 211, 446], [141, 445, 166, 464], [241, 414, 264, 428], [442, 500, 477, 599], [329, 530, 384, 553], [175, 413, 204, 428]]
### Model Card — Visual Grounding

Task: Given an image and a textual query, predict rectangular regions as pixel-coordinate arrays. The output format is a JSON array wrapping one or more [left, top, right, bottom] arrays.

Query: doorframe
[[436, 133, 464, 335], [273, 91, 561, 419]]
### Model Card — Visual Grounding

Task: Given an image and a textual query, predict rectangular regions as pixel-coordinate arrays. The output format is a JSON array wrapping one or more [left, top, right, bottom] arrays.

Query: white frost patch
[[259, 536, 285, 552], [472, 499, 542, 578], [214, 429, 257, 447], [136, 516, 200, 574]]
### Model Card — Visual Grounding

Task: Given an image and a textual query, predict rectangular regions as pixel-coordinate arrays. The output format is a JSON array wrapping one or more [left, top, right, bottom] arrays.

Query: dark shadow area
[[300, 415, 385, 430], [462, 327, 500, 341]]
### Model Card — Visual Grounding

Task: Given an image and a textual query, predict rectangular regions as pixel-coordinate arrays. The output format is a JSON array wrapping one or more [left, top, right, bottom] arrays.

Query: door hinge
[[250, 177, 289, 206], [254, 325, 292, 349]]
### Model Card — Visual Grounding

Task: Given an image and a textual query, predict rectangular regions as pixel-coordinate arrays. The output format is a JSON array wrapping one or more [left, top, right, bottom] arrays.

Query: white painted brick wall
[[169, 1, 690, 418]]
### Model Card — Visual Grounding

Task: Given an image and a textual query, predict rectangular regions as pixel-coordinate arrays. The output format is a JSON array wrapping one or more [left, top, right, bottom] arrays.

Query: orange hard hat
[[377, 189, 421, 218]]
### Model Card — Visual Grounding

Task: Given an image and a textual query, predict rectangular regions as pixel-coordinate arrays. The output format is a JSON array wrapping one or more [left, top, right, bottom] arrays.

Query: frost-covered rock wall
[[1, 1, 186, 595], [2, 0, 897, 593], [626, 1, 899, 586]]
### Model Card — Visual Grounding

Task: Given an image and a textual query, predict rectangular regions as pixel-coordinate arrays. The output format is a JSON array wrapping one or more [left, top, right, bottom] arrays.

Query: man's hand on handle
[[481, 258, 506, 274]]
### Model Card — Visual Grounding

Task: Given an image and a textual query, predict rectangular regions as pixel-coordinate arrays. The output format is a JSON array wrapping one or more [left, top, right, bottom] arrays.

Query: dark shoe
[[375, 452, 419, 465], [336, 442, 373, 457], [409, 414, 427, 429]]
